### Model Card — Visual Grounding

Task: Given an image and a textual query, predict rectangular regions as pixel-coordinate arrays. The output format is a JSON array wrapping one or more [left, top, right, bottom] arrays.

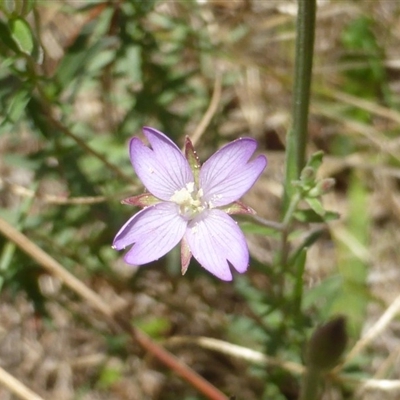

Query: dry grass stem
[[167, 335, 305, 375], [342, 293, 400, 367], [0, 177, 108, 204], [0, 216, 113, 317], [189, 72, 222, 147], [0, 366, 44, 400], [327, 89, 400, 125]]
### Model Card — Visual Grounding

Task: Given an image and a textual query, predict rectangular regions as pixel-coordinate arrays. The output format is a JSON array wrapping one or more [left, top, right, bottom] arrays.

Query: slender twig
[[24, 65, 134, 185], [339, 292, 400, 369], [0, 366, 44, 400], [190, 71, 222, 147], [44, 109, 135, 184]]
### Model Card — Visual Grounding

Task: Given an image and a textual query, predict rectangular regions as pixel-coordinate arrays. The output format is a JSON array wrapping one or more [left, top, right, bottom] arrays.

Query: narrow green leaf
[[292, 247, 307, 317], [304, 197, 326, 216], [294, 209, 339, 223], [6, 89, 30, 122], [9, 17, 34, 55], [0, 19, 20, 52], [240, 221, 280, 238], [306, 150, 324, 171]]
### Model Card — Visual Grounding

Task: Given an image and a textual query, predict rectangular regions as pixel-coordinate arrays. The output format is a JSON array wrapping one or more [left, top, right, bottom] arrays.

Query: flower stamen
[[170, 182, 206, 219]]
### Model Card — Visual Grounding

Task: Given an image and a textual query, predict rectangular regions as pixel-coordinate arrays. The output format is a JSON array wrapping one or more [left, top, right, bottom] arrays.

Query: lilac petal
[[113, 202, 187, 265], [185, 209, 249, 281], [200, 138, 267, 207], [130, 127, 193, 201]]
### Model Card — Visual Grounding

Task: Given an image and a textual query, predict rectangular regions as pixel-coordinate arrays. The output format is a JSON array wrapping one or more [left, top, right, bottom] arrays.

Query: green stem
[[277, 192, 301, 296], [299, 367, 321, 400], [282, 192, 301, 227], [283, 0, 316, 212]]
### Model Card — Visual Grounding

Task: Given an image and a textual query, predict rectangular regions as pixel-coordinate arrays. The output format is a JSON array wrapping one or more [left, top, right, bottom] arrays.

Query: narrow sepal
[[181, 235, 192, 275], [121, 193, 160, 207], [221, 201, 256, 215], [185, 136, 201, 188]]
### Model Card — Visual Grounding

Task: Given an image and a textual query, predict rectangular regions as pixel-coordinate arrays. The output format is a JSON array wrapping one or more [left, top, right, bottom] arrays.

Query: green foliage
[[341, 16, 389, 102]]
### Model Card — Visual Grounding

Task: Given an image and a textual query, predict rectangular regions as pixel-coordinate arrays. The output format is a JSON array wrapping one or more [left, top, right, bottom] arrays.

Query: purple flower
[[113, 127, 267, 281]]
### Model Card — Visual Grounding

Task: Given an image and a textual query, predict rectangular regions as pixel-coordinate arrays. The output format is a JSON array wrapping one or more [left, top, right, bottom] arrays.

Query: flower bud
[[300, 166, 316, 184], [306, 316, 347, 371], [308, 178, 336, 197]]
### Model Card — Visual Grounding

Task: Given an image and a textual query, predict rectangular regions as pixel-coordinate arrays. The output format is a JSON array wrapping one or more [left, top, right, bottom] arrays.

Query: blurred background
[[1, 0, 400, 399]]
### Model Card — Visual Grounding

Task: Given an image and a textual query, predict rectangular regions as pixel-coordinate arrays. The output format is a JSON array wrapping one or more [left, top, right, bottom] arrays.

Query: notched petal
[[113, 202, 187, 265], [185, 210, 249, 281], [129, 128, 193, 200], [200, 138, 267, 207]]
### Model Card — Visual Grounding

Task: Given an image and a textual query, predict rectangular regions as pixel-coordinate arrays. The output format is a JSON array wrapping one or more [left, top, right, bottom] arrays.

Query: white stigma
[[170, 182, 206, 219]]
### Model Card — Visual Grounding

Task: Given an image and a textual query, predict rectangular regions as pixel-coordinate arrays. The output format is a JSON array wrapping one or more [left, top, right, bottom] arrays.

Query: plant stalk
[[283, 0, 317, 212]]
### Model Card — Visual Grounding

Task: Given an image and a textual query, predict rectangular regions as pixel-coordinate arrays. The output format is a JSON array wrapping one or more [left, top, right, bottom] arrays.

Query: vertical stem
[[283, 0, 317, 212], [299, 367, 321, 400], [277, 0, 317, 334]]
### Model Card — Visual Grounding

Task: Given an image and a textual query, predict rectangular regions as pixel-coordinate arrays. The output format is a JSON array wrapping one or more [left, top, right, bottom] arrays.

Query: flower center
[[170, 182, 206, 220]]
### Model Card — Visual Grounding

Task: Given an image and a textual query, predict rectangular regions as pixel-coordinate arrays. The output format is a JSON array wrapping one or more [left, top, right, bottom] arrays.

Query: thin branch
[[44, 110, 135, 184]]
